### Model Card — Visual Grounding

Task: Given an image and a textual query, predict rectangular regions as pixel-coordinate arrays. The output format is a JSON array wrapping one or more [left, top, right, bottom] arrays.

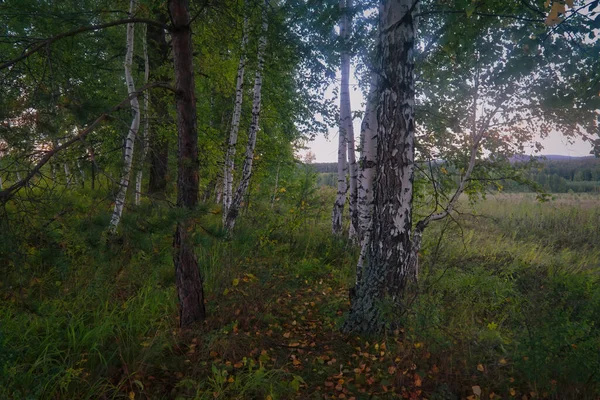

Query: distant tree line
[[316, 157, 600, 193], [504, 157, 600, 193]]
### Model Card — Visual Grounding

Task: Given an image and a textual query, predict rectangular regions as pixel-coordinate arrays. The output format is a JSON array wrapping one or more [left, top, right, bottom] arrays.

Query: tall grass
[[405, 193, 600, 398]]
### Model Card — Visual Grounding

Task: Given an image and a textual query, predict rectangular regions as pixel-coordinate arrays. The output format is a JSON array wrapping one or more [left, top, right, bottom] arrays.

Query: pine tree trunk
[[223, 4, 249, 222], [147, 11, 170, 198], [356, 74, 378, 284], [342, 0, 359, 240], [135, 25, 150, 206], [109, 0, 140, 232], [331, 0, 350, 236], [343, 0, 417, 335], [224, 0, 269, 235], [170, 0, 206, 327]]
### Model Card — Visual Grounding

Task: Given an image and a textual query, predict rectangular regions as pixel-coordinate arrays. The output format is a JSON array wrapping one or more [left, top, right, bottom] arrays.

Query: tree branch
[[0, 81, 174, 203], [0, 18, 167, 71]]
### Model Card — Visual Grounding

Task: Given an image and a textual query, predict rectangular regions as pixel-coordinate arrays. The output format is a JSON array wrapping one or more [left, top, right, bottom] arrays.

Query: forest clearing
[[1, 0, 599, 398]]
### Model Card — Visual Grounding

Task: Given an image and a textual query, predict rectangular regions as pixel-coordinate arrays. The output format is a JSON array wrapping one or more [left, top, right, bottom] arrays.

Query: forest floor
[[1, 191, 599, 399]]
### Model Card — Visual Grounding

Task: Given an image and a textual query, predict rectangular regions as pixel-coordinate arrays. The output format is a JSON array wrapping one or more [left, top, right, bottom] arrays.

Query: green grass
[[1, 188, 599, 399]]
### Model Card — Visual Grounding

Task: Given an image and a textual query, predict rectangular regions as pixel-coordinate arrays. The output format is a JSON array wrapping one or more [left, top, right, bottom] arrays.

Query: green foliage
[[175, 361, 303, 399]]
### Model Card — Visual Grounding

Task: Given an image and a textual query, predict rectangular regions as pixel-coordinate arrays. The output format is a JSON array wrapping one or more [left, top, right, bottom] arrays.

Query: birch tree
[[223, 2, 250, 222], [109, 0, 140, 232], [343, 0, 599, 334], [355, 74, 378, 283], [343, 0, 359, 240], [343, 0, 418, 334], [331, 0, 351, 236], [224, 0, 269, 235], [135, 24, 150, 206]]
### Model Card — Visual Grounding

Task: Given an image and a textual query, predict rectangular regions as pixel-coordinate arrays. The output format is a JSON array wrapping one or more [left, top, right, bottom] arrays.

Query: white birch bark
[[215, 179, 223, 204], [135, 24, 150, 206], [0, 175, 3, 190], [223, 3, 250, 223], [77, 160, 85, 186], [332, 0, 350, 236], [62, 164, 70, 186], [342, 0, 359, 240], [224, 0, 268, 234], [109, 0, 140, 232], [16, 171, 22, 183], [344, 0, 418, 334], [356, 74, 378, 284]]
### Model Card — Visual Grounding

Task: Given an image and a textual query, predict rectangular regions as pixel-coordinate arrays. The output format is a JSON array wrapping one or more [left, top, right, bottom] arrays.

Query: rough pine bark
[[343, 0, 417, 335], [135, 24, 150, 206], [109, 0, 140, 232], [147, 12, 170, 197], [356, 74, 378, 284], [223, 4, 249, 222], [170, 0, 206, 327], [224, 0, 269, 235]]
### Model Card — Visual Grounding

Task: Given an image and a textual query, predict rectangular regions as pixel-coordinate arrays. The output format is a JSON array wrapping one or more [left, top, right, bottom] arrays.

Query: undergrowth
[[0, 188, 598, 399]]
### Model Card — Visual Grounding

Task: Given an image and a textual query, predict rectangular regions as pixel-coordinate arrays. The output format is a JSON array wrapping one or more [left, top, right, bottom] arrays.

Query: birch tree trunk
[[356, 74, 378, 284], [109, 0, 140, 232], [135, 24, 150, 206], [342, 0, 359, 240], [77, 160, 85, 187], [223, 3, 249, 222], [224, 0, 268, 235], [343, 0, 417, 335], [331, 0, 350, 236], [63, 164, 70, 186], [170, 0, 206, 327]]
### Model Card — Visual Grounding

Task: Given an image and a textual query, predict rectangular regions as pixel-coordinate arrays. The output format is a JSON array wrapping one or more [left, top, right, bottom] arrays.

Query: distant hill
[[510, 154, 596, 163]]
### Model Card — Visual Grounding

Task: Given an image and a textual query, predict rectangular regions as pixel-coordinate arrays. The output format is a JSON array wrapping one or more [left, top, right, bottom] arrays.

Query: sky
[[305, 75, 596, 163]]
